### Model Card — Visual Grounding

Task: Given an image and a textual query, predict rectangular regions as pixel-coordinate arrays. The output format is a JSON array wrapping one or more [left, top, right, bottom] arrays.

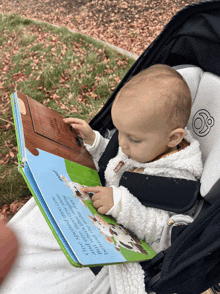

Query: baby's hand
[[81, 186, 114, 215], [63, 118, 95, 146]]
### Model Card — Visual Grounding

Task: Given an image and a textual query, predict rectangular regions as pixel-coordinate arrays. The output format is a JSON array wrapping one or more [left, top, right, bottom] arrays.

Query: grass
[[0, 13, 135, 208]]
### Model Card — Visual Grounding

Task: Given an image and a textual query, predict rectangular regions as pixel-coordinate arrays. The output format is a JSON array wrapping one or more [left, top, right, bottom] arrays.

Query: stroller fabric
[[143, 198, 220, 294], [177, 66, 220, 203]]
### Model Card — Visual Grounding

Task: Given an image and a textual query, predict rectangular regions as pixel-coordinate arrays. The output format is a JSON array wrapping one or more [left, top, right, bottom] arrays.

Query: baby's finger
[[63, 118, 83, 131], [63, 117, 85, 125], [92, 199, 99, 208], [91, 193, 101, 202], [92, 199, 103, 209], [97, 206, 108, 215], [81, 186, 102, 194]]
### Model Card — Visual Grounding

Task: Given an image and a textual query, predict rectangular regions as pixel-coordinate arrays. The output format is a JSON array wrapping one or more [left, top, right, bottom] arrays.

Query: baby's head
[[111, 64, 191, 163]]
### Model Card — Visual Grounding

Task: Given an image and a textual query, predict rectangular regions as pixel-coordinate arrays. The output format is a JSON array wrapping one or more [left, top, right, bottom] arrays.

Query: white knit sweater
[[84, 128, 203, 294]]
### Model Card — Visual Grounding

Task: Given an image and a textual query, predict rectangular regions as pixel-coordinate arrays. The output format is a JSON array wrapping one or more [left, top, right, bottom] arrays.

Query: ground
[[0, 0, 201, 55]]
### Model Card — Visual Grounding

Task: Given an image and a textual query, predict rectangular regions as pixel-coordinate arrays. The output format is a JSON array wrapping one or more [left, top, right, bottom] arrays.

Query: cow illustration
[[88, 214, 148, 255], [61, 176, 92, 207]]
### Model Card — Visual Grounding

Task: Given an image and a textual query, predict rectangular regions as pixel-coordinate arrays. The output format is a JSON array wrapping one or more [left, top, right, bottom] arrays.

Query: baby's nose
[[119, 136, 129, 150]]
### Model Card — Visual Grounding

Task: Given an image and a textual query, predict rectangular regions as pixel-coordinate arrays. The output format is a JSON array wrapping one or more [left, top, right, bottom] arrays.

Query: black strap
[[98, 130, 200, 213], [90, 266, 103, 276], [120, 173, 201, 213]]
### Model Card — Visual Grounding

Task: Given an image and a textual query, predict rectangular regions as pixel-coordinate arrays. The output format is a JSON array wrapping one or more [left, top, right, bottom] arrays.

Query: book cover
[[11, 91, 157, 267]]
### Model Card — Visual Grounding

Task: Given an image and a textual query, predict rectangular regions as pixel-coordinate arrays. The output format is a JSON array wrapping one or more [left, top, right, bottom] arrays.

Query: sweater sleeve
[[106, 185, 170, 249], [84, 130, 110, 170]]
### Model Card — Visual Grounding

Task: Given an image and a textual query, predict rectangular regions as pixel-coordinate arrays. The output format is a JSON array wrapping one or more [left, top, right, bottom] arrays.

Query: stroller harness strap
[[98, 130, 200, 213]]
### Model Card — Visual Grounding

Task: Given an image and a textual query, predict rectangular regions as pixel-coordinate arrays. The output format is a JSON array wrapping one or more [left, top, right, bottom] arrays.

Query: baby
[[64, 64, 201, 213], [63, 64, 203, 293]]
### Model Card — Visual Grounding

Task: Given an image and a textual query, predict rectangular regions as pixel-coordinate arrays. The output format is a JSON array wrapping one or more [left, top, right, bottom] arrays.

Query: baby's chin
[[128, 155, 149, 163], [121, 149, 130, 158]]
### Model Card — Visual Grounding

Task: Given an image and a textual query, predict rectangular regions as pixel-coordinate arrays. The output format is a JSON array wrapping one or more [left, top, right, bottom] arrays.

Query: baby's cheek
[[133, 148, 147, 162]]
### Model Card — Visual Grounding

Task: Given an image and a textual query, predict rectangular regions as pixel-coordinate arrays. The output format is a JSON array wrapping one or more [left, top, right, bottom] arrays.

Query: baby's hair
[[116, 64, 192, 130]]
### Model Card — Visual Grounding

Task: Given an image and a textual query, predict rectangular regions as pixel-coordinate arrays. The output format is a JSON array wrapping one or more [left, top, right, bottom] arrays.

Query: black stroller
[[89, 1, 220, 293]]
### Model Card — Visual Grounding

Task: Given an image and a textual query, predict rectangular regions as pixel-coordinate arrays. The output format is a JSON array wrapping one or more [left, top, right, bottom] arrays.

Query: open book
[[11, 91, 156, 268]]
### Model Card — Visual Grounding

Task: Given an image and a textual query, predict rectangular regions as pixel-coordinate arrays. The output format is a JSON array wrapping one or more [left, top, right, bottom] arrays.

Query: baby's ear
[[167, 128, 185, 148]]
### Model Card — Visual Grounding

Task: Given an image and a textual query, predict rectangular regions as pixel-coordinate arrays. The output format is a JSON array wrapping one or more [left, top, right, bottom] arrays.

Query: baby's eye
[[129, 137, 141, 144]]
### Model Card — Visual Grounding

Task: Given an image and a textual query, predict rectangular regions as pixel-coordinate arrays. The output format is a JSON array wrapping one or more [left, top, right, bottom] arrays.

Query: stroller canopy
[[90, 0, 220, 133]]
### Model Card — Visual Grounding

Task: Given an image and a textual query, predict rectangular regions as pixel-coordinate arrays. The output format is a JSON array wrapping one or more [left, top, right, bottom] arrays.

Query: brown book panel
[[17, 91, 96, 170], [27, 96, 78, 149]]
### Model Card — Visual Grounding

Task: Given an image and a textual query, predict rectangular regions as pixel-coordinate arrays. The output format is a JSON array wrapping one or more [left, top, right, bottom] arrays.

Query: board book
[[11, 91, 156, 268]]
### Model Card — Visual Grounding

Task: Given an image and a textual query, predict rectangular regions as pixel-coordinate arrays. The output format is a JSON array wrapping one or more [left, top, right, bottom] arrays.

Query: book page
[[11, 91, 156, 267], [11, 93, 26, 160], [23, 163, 80, 265], [25, 148, 156, 266]]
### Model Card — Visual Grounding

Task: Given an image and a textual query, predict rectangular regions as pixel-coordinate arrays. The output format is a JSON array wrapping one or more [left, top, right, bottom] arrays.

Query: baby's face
[[111, 98, 171, 163]]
